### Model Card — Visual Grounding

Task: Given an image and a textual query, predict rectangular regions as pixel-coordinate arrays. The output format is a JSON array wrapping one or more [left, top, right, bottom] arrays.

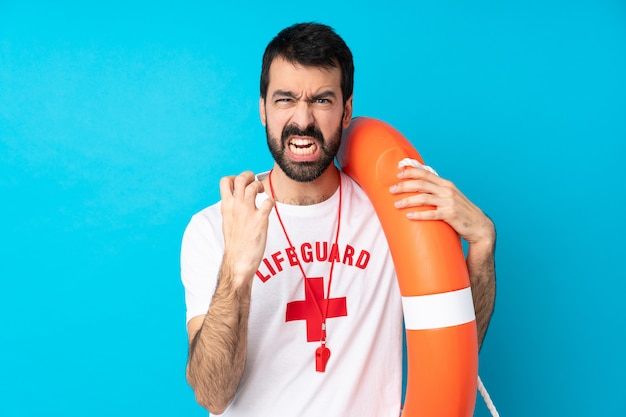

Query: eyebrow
[[311, 90, 338, 101], [271, 89, 338, 101], [271, 90, 299, 100]]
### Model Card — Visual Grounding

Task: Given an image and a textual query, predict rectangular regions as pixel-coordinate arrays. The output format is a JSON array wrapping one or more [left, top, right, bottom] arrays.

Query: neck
[[265, 164, 340, 206]]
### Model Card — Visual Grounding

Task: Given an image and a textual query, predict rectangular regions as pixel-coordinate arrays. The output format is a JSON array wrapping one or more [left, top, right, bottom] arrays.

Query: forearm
[[186, 262, 252, 414], [467, 225, 496, 350]]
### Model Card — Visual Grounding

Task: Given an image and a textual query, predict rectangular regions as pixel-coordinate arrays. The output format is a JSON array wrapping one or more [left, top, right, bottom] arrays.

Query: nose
[[291, 100, 315, 130]]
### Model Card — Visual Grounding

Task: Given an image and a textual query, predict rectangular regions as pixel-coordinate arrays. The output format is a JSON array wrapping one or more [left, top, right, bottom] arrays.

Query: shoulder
[[181, 200, 223, 253], [340, 171, 374, 207], [188, 200, 222, 230]]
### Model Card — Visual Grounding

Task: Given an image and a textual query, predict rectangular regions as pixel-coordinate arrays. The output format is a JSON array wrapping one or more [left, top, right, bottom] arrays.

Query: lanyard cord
[[268, 169, 342, 343]]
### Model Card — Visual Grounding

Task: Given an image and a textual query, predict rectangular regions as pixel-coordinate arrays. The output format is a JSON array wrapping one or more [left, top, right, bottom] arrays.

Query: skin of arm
[[390, 166, 496, 349], [186, 172, 274, 413]]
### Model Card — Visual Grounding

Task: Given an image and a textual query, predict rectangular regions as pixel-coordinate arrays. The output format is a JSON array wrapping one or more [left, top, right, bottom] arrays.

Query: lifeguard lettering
[[255, 241, 371, 283]]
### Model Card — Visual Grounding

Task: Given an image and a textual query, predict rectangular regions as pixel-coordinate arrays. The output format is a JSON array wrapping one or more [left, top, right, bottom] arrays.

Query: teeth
[[290, 138, 313, 146], [289, 138, 317, 155]]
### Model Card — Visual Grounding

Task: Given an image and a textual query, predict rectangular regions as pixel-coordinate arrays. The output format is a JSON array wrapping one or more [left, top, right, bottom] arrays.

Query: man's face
[[260, 57, 353, 182]]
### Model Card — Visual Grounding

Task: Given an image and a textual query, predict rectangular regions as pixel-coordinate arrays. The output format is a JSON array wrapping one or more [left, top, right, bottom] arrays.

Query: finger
[[405, 208, 442, 221], [244, 179, 266, 201], [219, 175, 236, 200], [233, 171, 256, 198], [397, 166, 438, 180], [394, 193, 442, 209], [259, 197, 275, 217], [392, 177, 457, 200], [398, 167, 452, 187], [390, 179, 440, 195]]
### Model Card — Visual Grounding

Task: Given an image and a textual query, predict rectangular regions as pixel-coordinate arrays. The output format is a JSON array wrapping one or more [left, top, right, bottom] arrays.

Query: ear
[[342, 95, 353, 128], [259, 97, 267, 126]]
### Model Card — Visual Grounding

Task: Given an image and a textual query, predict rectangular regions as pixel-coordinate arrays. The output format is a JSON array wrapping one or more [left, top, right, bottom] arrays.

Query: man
[[181, 22, 496, 416]]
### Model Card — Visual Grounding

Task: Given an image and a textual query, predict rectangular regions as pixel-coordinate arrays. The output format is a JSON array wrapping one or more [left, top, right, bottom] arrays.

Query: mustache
[[281, 124, 325, 144]]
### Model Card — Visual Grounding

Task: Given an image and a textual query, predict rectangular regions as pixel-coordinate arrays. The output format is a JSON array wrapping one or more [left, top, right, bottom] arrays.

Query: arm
[[390, 167, 496, 349], [186, 264, 251, 414], [186, 172, 274, 413], [461, 217, 496, 348]]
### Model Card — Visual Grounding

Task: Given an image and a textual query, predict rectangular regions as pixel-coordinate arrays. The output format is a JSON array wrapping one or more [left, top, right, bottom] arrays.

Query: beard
[[266, 122, 342, 183]]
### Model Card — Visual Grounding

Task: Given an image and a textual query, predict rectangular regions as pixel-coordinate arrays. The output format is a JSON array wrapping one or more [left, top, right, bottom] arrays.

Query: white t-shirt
[[181, 171, 403, 417]]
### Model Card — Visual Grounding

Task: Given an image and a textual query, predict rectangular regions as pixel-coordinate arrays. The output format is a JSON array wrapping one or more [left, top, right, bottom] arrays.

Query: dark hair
[[260, 22, 354, 104]]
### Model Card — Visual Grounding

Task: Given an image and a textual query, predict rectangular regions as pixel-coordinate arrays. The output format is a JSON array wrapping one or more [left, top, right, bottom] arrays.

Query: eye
[[311, 97, 334, 107], [274, 97, 296, 108]]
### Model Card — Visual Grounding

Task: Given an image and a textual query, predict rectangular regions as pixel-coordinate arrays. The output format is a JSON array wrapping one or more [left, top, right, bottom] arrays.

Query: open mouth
[[289, 138, 318, 155]]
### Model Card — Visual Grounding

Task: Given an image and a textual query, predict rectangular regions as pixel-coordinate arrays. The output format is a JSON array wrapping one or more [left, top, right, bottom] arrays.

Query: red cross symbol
[[286, 277, 347, 342]]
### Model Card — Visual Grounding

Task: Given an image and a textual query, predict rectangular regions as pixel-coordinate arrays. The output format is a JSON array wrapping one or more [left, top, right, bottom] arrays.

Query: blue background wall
[[1, 1, 624, 416]]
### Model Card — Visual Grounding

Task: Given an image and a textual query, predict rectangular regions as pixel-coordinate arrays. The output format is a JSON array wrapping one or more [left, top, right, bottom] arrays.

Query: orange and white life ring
[[337, 117, 478, 417]]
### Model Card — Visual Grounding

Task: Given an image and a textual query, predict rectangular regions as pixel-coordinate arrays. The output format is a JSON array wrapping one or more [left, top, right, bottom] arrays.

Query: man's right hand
[[219, 171, 275, 287]]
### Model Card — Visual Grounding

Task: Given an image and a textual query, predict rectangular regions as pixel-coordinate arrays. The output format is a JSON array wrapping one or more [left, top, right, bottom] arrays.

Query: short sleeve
[[180, 204, 224, 325]]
